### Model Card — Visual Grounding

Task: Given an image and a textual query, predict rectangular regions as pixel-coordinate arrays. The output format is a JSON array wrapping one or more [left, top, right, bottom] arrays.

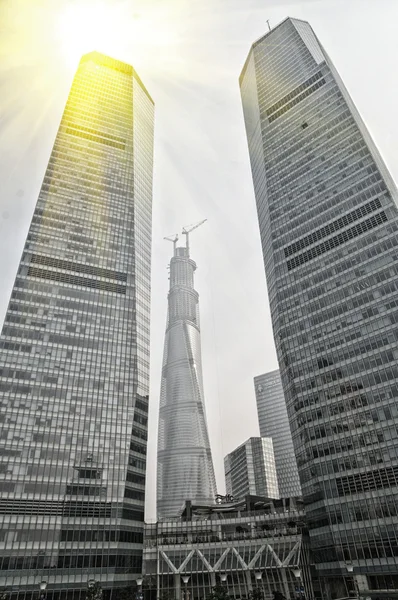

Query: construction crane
[[182, 219, 207, 254], [164, 233, 179, 256]]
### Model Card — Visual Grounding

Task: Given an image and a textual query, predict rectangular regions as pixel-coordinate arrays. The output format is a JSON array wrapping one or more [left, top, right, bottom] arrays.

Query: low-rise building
[[224, 437, 279, 500], [254, 371, 301, 499]]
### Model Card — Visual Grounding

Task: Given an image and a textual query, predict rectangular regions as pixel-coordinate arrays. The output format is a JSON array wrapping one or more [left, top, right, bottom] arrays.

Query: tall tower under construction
[[157, 224, 217, 519]]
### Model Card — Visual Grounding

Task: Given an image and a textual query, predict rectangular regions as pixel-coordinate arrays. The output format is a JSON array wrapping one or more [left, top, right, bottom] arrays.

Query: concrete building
[[144, 496, 313, 600], [157, 229, 217, 520], [240, 17, 398, 599], [0, 52, 154, 599], [224, 437, 279, 500], [254, 371, 301, 498]]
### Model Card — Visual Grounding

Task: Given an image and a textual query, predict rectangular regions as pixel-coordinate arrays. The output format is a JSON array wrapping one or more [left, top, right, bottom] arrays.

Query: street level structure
[[144, 496, 312, 600]]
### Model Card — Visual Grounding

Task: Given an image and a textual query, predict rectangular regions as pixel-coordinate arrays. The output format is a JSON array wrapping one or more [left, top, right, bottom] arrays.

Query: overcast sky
[[0, 0, 397, 520]]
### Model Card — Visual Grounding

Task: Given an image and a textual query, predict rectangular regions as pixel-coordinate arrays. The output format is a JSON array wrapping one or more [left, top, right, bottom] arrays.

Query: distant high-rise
[[254, 370, 301, 498], [157, 228, 217, 519], [0, 52, 154, 598], [224, 437, 279, 500], [241, 18, 398, 598]]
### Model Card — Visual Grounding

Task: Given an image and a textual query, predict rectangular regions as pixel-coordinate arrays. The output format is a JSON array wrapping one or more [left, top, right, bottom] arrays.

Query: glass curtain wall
[[0, 52, 154, 600]]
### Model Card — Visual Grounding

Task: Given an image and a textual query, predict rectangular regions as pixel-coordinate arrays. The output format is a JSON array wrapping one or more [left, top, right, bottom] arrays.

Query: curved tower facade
[[157, 234, 217, 519]]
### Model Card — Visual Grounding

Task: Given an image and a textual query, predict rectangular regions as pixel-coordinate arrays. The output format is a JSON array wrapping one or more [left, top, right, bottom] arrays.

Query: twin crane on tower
[[164, 219, 207, 257]]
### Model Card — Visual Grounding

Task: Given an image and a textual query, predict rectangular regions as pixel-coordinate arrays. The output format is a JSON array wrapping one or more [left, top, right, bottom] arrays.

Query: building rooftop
[[179, 494, 303, 520], [239, 17, 311, 85], [80, 50, 154, 104]]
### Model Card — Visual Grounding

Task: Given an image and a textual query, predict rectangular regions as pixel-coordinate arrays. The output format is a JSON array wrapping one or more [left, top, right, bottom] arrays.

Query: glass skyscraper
[[157, 234, 217, 520], [0, 52, 153, 599], [240, 18, 398, 599], [224, 437, 279, 500], [254, 370, 301, 498]]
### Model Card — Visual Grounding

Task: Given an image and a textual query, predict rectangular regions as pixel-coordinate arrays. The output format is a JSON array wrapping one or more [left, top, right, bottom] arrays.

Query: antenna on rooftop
[[266, 19, 271, 31]]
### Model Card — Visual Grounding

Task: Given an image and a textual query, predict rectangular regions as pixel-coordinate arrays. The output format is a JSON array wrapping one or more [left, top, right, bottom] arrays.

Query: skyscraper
[[224, 437, 279, 500], [0, 52, 153, 598], [240, 18, 398, 598], [157, 227, 217, 519], [254, 370, 301, 498]]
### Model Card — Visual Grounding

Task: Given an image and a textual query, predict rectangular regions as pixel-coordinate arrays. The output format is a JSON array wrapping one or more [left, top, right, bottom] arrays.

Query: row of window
[[63, 118, 130, 145], [134, 403, 148, 416], [308, 496, 398, 528], [0, 553, 142, 571], [0, 498, 144, 520], [297, 399, 394, 429], [29, 253, 127, 282], [280, 181, 393, 283], [305, 229, 397, 301], [307, 422, 397, 460], [276, 172, 384, 248], [277, 220, 398, 310], [268, 121, 373, 217], [132, 427, 148, 442], [287, 211, 388, 270], [0, 526, 143, 545], [65, 485, 107, 497], [268, 79, 326, 123], [41, 176, 128, 203], [336, 465, 398, 496], [130, 441, 147, 456], [27, 266, 127, 295], [126, 471, 145, 485], [314, 542, 398, 563], [268, 120, 363, 190], [5, 310, 134, 341], [265, 70, 324, 117], [266, 100, 348, 172], [60, 528, 143, 543], [65, 127, 126, 151], [290, 330, 398, 378], [308, 289, 395, 330], [124, 488, 145, 501], [284, 197, 382, 257], [11, 287, 130, 315]]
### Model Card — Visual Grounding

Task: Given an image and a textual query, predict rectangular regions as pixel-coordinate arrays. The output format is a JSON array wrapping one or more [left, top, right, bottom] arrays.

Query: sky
[[0, 0, 397, 520]]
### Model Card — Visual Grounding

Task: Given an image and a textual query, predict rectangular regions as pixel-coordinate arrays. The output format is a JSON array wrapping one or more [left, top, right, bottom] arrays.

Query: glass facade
[[254, 371, 301, 498], [224, 437, 279, 500], [0, 52, 154, 598], [157, 242, 217, 519], [240, 18, 398, 598]]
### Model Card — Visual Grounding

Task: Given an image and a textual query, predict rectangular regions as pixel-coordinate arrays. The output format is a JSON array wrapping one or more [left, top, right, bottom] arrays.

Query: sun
[[56, 1, 125, 68], [56, 0, 180, 71]]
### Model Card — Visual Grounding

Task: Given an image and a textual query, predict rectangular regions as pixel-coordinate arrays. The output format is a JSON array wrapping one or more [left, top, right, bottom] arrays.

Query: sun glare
[[56, 0, 179, 71], [56, 2, 123, 68]]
